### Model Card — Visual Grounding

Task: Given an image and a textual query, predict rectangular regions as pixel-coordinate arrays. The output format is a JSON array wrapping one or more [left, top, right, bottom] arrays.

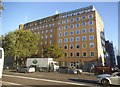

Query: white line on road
[[3, 74, 86, 85], [2, 81, 22, 85]]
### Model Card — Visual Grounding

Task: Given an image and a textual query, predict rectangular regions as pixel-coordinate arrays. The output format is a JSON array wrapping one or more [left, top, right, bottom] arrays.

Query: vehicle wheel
[[25, 70, 27, 73], [101, 79, 109, 85]]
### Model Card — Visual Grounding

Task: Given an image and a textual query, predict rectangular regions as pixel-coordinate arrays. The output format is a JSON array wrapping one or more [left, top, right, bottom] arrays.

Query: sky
[[1, 2, 118, 49]]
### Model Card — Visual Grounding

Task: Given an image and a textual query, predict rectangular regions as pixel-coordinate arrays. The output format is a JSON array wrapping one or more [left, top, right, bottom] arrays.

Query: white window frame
[[64, 38, 68, 42], [76, 30, 80, 34], [82, 43, 87, 48], [70, 44, 74, 49], [70, 31, 74, 35], [70, 37, 74, 42], [90, 42, 94, 48], [76, 17, 80, 21], [82, 29, 86, 34], [89, 35, 94, 40], [76, 23, 80, 28], [76, 44, 80, 49], [82, 22, 86, 26], [88, 21, 93, 26], [90, 51, 95, 57], [82, 51, 87, 57], [82, 36, 86, 41], [59, 39, 62, 43], [70, 24, 74, 29], [89, 28, 94, 32], [59, 32, 62, 37], [70, 18, 74, 22], [76, 37, 80, 41], [64, 32, 68, 36]]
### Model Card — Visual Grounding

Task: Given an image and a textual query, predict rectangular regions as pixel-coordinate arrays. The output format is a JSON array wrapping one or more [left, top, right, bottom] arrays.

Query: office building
[[20, 5, 106, 70]]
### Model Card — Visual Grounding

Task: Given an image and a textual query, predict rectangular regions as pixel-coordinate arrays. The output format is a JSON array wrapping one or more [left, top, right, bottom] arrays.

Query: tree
[[43, 45, 64, 60], [0, 0, 3, 15], [2, 29, 39, 66]]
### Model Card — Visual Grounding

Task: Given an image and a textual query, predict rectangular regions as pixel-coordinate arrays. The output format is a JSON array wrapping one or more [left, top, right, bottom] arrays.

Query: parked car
[[17, 66, 35, 73], [97, 72, 120, 85], [58, 67, 78, 74], [76, 69, 82, 74]]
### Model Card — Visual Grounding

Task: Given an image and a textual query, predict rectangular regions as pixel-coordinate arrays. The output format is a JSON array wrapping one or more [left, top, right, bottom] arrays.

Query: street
[[0, 70, 111, 87]]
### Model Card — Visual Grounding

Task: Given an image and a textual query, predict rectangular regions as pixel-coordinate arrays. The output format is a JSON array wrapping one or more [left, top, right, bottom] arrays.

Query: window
[[88, 21, 93, 25], [59, 32, 62, 37], [59, 39, 62, 43], [70, 44, 74, 49], [76, 44, 80, 48], [82, 29, 86, 34], [76, 52, 80, 57], [64, 32, 68, 36], [50, 40, 53, 44], [83, 52, 87, 57], [70, 31, 74, 35], [70, 37, 74, 42], [64, 20, 68, 23], [64, 45, 68, 49], [41, 36, 44, 39], [89, 35, 94, 40], [90, 52, 94, 57], [42, 31, 44, 34], [82, 43, 87, 48], [70, 18, 74, 22], [46, 35, 48, 38], [89, 28, 94, 32], [50, 34, 52, 38], [82, 22, 86, 26], [60, 21, 63, 24], [50, 29, 53, 32], [70, 53, 74, 57], [76, 37, 80, 41], [64, 38, 68, 42], [76, 30, 80, 34], [76, 23, 80, 28], [70, 24, 74, 29], [82, 36, 86, 41], [76, 17, 80, 21], [65, 53, 67, 57], [46, 30, 48, 33], [88, 14, 93, 18], [90, 43, 94, 47], [82, 16, 86, 20], [59, 26, 63, 30], [64, 26, 68, 30]]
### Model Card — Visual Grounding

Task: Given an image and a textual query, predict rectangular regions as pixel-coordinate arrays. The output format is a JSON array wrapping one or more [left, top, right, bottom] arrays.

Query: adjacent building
[[117, 56, 120, 69], [19, 5, 106, 70], [105, 41, 116, 67]]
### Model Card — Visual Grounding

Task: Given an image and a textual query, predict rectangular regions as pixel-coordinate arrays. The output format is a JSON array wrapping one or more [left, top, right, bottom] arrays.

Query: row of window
[[26, 23, 55, 30], [27, 20, 93, 31], [61, 43, 94, 49], [41, 34, 53, 39], [60, 14, 93, 24], [64, 51, 95, 57], [59, 28, 94, 37], [59, 21, 93, 30], [59, 35, 94, 43], [41, 40, 53, 45], [61, 8, 93, 19]]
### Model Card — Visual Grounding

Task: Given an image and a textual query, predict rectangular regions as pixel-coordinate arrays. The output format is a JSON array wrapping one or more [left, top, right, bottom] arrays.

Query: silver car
[[17, 66, 35, 73], [97, 72, 120, 85]]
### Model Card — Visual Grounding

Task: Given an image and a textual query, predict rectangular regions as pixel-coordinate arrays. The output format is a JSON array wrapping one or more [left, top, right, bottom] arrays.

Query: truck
[[0, 47, 4, 87], [26, 58, 59, 72]]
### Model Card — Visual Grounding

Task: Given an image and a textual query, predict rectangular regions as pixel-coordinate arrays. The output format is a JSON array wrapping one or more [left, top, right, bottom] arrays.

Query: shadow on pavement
[[69, 78, 97, 84]]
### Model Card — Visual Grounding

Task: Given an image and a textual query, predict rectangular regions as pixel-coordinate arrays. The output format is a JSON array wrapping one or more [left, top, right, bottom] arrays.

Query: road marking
[[2, 81, 22, 85], [3, 74, 86, 85]]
